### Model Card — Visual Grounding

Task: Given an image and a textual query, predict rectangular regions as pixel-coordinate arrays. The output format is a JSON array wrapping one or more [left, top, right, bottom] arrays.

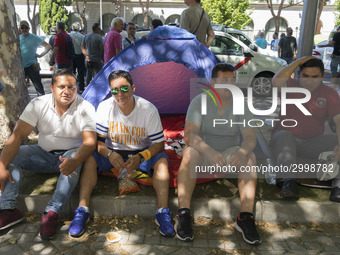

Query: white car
[[37, 35, 56, 77], [313, 29, 337, 72], [211, 31, 287, 97], [212, 25, 276, 57]]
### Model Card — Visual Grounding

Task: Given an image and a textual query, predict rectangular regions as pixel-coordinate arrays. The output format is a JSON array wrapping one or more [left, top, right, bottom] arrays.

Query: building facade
[[14, 0, 339, 41]]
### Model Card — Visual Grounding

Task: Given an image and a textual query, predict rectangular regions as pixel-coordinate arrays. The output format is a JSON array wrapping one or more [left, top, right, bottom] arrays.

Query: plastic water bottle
[[265, 158, 276, 185]]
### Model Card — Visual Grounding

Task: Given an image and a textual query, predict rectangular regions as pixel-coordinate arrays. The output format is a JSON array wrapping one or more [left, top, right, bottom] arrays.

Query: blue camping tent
[[83, 26, 220, 114]]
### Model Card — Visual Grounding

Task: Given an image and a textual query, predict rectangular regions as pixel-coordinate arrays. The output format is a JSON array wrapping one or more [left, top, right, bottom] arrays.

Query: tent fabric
[[82, 26, 220, 114]]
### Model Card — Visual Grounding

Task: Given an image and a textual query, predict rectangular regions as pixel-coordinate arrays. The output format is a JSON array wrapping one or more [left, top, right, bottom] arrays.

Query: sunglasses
[[111, 85, 130, 95], [20, 26, 29, 29]]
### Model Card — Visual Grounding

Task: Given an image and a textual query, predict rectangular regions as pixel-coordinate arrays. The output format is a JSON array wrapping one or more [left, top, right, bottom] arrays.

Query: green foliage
[[39, 0, 73, 34], [336, 0, 340, 27], [201, 0, 252, 30]]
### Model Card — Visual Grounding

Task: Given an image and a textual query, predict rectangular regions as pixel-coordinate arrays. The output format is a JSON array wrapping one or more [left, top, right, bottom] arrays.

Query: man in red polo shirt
[[104, 17, 124, 64], [271, 56, 340, 202], [49, 21, 73, 69]]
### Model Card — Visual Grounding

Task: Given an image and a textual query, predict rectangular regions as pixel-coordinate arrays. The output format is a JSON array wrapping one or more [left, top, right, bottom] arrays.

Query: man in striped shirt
[[70, 70, 175, 238]]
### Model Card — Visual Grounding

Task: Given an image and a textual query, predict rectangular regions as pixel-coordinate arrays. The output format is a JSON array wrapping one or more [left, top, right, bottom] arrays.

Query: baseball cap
[[20, 20, 29, 28]]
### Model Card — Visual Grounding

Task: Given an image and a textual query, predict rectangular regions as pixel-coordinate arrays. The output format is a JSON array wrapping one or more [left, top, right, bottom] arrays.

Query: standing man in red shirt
[[104, 17, 124, 64], [271, 57, 340, 202], [49, 21, 73, 69]]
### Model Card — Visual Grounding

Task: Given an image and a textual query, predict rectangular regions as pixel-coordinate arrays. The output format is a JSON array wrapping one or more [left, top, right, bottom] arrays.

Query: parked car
[[313, 29, 338, 72], [211, 31, 287, 97], [37, 35, 56, 77], [212, 24, 277, 57]]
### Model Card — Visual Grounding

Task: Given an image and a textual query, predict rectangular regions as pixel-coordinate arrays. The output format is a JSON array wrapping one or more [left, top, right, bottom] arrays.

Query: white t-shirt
[[20, 94, 96, 151], [96, 95, 164, 151]]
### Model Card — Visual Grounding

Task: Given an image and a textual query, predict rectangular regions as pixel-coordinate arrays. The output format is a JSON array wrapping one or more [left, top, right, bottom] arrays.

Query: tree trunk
[[26, 0, 38, 35], [139, 0, 150, 29], [316, 0, 326, 34], [0, 0, 30, 147]]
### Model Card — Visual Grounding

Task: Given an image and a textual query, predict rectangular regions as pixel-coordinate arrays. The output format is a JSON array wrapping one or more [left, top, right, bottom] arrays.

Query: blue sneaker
[[69, 207, 89, 237], [155, 208, 175, 237]]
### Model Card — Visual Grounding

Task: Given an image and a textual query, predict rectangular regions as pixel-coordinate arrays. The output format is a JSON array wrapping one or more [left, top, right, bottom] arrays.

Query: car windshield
[[229, 33, 252, 47], [210, 35, 243, 56]]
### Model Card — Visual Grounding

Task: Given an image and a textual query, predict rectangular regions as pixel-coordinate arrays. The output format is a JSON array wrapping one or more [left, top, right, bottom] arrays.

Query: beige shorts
[[201, 146, 240, 166]]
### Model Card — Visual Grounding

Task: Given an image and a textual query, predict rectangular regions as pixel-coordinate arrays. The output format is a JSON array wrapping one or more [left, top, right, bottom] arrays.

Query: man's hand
[[0, 169, 14, 192], [59, 156, 78, 176], [109, 152, 125, 171], [124, 155, 140, 173], [206, 149, 226, 167], [229, 149, 248, 169], [85, 55, 91, 62], [49, 58, 55, 66]]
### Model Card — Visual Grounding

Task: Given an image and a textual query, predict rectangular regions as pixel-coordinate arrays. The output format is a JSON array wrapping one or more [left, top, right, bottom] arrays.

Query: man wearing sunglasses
[[70, 70, 175, 238], [19, 20, 51, 96]]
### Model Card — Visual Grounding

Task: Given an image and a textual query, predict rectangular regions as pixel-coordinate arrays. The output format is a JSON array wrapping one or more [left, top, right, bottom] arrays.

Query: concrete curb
[[17, 194, 340, 223]]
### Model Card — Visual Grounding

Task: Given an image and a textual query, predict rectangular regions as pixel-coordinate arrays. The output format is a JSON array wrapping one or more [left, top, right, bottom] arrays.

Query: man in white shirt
[[77, 70, 175, 238], [70, 23, 85, 93], [0, 69, 96, 240]]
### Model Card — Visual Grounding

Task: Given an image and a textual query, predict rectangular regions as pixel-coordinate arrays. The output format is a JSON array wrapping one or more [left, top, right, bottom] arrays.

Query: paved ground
[[1, 213, 340, 255]]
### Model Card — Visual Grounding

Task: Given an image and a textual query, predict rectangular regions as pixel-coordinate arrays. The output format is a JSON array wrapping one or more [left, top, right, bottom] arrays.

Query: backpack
[[59, 32, 75, 60]]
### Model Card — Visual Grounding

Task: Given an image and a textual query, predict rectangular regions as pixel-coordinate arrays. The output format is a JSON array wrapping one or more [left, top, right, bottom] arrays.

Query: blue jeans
[[270, 130, 340, 187], [58, 62, 72, 70], [0, 145, 82, 214], [330, 55, 340, 75], [24, 64, 45, 96]]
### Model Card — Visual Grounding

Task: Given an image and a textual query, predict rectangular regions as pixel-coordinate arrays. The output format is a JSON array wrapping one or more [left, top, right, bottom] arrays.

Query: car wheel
[[251, 74, 273, 97]]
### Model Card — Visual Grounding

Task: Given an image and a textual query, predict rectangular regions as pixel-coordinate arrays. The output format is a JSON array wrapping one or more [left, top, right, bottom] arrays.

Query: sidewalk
[[0, 210, 339, 255]]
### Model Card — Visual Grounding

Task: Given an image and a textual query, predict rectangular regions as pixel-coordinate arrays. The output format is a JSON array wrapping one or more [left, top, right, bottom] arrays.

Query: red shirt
[[104, 29, 122, 64], [54, 31, 72, 65], [273, 78, 340, 138]]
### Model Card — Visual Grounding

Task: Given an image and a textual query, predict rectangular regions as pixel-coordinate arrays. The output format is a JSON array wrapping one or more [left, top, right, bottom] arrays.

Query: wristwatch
[[107, 150, 114, 159], [138, 153, 145, 163]]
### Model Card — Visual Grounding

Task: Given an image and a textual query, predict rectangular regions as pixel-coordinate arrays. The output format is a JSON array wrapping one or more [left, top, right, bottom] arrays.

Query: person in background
[[123, 22, 140, 49], [82, 23, 104, 86], [70, 23, 86, 94], [150, 19, 163, 31], [271, 32, 279, 51], [318, 25, 340, 84], [104, 17, 124, 64], [255, 31, 267, 49], [278, 27, 297, 64], [180, 0, 215, 48], [19, 20, 51, 96], [49, 21, 73, 70]]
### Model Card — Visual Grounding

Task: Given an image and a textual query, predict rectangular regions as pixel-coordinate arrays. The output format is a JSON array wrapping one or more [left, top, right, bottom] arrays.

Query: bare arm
[[184, 121, 227, 166], [124, 141, 165, 172], [36, 42, 51, 58], [116, 48, 121, 55], [0, 120, 34, 191], [205, 29, 215, 48], [81, 42, 90, 62], [49, 46, 59, 66], [272, 56, 316, 91], [229, 128, 256, 169], [319, 40, 335, 48], [278, 45, 281, 58], [59, 130, 96, 176]]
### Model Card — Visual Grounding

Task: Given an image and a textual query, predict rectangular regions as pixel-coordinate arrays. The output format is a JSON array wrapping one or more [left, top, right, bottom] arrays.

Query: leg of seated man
[[176, 147, 201, 242], [234, 152, 261, 245], [270, 130, 299, 199], [152, 157, 175, 237], [69, 156, 98, 237]]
